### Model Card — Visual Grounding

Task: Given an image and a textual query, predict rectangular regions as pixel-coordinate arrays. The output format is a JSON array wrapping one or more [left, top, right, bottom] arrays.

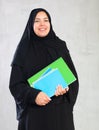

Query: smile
[[39, 28, 47, 31]]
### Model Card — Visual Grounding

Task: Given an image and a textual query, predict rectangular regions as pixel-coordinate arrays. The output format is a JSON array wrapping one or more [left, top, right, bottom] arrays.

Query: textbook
[[27, 57, 76, 97]]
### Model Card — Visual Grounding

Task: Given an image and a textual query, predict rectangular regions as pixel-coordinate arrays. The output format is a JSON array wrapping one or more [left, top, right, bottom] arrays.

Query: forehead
[[35, 11, 49, 19]]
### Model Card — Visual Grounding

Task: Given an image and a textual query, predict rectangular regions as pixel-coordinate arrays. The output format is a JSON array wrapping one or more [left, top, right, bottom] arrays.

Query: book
[[27, 57, 76, 97], [32, 68, 68, 97]]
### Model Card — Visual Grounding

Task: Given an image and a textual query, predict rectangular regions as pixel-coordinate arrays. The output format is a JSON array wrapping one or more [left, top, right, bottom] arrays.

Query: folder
[[27, 57, 76, 97], [32, 68, 67, 97]]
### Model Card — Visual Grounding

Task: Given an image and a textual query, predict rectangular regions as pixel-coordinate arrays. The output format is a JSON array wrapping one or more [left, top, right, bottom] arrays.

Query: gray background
[[0, 0, 99, 130]]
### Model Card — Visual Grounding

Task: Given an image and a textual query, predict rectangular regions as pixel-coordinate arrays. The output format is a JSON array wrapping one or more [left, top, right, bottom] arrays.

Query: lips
[[39, 28, 47, 31]]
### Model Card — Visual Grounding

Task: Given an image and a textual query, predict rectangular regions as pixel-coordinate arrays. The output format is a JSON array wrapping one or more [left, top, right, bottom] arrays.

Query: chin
[[38, 33, 49, 37]]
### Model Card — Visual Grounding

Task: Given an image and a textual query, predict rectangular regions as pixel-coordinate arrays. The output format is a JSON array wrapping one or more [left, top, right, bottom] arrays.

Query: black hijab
[[11, 8, 69, 76]]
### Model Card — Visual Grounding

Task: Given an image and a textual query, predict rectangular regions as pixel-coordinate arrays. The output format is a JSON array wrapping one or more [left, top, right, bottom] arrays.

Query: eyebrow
[[35, 17, 49, 20]]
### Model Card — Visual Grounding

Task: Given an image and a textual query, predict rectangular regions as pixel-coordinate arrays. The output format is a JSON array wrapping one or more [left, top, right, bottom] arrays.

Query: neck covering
[[11, 8, 67, 72]]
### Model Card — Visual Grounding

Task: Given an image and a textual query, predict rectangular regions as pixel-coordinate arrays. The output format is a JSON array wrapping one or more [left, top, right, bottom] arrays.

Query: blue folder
[[32, 68, 68, 97]]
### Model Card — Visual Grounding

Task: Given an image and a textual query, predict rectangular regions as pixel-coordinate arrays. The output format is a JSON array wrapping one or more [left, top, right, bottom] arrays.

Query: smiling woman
[[9, 8, 79, 130], [33, 11, 50, 37]]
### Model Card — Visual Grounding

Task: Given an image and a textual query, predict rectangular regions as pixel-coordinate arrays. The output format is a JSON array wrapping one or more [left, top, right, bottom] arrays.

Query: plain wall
[[0, 0, 99, 130]]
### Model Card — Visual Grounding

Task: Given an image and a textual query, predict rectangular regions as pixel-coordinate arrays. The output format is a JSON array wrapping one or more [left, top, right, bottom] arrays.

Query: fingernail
[[48, 98, 51, 100]]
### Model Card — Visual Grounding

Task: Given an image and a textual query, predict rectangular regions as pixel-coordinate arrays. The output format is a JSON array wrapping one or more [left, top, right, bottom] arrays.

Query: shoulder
[[56, 36, 66, 44], [55, 36, 69, 51]]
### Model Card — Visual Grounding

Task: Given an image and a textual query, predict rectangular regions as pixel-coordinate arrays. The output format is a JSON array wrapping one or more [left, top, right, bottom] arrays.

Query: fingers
[[43, 96, 51, 105], [35, 85, 69, 106], [35, 92, 51, 106], [55, 85, 69, 96], [65, 87, 69, 92]]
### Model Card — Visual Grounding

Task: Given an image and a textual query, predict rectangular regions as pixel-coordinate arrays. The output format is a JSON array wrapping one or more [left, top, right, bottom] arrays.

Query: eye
[[44, 19, 49, 22], [34, 20, 40, 23]]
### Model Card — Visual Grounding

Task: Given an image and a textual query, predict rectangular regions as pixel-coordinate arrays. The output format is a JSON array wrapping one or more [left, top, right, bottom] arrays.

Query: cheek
[[47, 23, 50, 32], [33, 24, 38, 33]]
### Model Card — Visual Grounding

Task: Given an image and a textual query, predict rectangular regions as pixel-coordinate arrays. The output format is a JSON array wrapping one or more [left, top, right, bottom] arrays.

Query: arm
[[62, 43, 79, 107], [9, 65, 41, 108]]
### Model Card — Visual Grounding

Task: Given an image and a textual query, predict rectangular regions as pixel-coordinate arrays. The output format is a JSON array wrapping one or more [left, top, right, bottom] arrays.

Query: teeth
[[39, 28, 45, 31]]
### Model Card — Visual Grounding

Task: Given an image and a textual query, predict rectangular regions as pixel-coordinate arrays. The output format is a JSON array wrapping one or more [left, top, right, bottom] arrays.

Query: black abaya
[[9, 8, 79, 130]]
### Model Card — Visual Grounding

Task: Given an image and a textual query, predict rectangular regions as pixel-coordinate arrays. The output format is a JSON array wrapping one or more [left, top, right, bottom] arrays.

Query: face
[[33, 11, 50, 37]]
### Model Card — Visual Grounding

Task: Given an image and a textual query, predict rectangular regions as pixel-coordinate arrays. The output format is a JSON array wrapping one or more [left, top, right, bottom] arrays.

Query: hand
[[55, 85, 69, 96], [35, 92, 51, 106]]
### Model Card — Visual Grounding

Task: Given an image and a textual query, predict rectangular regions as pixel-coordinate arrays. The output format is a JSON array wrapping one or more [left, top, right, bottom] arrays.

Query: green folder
[[28, 57, 76, 87]]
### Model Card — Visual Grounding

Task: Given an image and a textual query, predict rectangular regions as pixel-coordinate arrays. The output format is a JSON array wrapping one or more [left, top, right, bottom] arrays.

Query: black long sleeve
[[62, 43, 79, 107], [9, 65, 41, 119], [60, 42, 79, 108]]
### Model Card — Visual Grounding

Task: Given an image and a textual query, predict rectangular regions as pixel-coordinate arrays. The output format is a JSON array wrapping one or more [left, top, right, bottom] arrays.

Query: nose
[[40, 20, 45, 26]]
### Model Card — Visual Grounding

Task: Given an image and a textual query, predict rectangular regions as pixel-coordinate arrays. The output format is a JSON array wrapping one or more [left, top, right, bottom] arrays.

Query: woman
[[9, 8, 79, 130]]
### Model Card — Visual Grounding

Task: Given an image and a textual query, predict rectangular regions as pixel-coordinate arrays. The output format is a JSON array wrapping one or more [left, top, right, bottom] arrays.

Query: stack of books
[[27, 57, 76, 97]]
